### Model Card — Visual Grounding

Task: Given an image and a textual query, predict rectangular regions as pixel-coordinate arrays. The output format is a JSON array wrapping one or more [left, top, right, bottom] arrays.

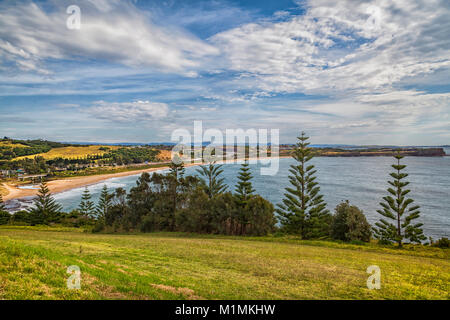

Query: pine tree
[[232, 161, 256, 235], [79, 187, 95, 217], [276, 132, 330, 238], [196, 162, 227, 198], [169, 160, 185, 181], [28, 182, 63, 224], [168, 160, 185, 229], [373, 153, 426, 246], [95, 185, 111, 220], [234, 161, 255, 203]]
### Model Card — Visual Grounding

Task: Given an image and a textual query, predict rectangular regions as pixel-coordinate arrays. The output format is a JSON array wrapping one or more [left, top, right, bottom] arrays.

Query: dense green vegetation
[[102, 147, 159, 165], [94, 161, 275, 236]]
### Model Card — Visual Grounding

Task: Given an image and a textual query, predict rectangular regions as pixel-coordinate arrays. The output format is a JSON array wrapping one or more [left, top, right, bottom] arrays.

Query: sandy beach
[[2, 164, 176, 201], [2, 157, 284, 201]]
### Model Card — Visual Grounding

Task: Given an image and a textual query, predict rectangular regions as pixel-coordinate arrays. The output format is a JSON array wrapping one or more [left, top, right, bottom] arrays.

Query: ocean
[[7, 154, 450, 239]]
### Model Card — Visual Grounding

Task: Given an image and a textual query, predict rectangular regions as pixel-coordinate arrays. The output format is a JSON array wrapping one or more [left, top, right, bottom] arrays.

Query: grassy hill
[[0, 138, 73, 161], [13, 145, 120, 160], [0, 141, 30, 149], [0, 226, 448, 300], [0, 138, 163, 176]]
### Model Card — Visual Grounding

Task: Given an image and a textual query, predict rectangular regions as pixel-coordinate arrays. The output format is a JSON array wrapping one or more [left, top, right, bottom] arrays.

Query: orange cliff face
[[157, 150, 172, 161]]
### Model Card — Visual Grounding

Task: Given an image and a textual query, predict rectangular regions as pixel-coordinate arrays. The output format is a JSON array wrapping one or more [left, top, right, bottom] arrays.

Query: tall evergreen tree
[[95, 185, 111, 220], [373, 153, 426, 246], [79, 187, 95, 217], [28, 182, 63, 224], [168, 160, 188, 230], [233, 161, 255, 235], [196, 162, 227, 198], [234, 161, 255, 202], [169, 160, 185, 181], [276, 132, 330, 238]]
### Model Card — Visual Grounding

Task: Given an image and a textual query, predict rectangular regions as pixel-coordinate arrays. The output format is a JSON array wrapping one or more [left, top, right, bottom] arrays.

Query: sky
[[0, 0, 449, 145]]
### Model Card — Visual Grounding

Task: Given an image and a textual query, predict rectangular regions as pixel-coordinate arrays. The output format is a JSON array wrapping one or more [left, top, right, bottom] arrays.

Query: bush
[[92, 221, 105, 233], [60, 210, 94, 228], [176, 188, 212, 233], [331, 201, 371, 242], [139, 215, 157, 232], [10, 210, 34, 225], [0, 211, 11, 225], [432, 237, 450, 248], [242, 195, 276, 236]]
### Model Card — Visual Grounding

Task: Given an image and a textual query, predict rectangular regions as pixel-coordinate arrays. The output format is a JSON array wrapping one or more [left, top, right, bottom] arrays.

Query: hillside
[[0, 138, 163, 177], [13, 145, 120, 160], [0, 227, 448, 300], [0, 138, 70, 160]]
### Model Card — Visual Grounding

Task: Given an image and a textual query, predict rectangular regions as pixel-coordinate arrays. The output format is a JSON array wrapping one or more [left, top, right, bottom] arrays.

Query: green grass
[[0, 226, 448, 300]]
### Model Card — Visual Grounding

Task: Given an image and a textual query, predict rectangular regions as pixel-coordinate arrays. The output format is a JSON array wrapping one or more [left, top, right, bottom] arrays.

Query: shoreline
[[2, 157, 285, 202], [2, 164, 185, 202], [2, 153, 448, 202]]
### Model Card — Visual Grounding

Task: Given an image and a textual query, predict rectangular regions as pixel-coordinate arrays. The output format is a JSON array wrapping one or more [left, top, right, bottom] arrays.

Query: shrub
[[0, 211, 11, 225], [92, 221, 105, 233], [10, 210, 34, 225], [139, 215, 157, 233], [243, 195, 276, 236], [60, 210, 94, 228], [175, 188, 212, 233], [331, 201, 371, 242], [432, 237, 450, 248]]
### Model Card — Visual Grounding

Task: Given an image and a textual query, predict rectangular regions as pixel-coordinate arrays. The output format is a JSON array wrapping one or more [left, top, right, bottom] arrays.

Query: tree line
[[1, 132, 448, 247]]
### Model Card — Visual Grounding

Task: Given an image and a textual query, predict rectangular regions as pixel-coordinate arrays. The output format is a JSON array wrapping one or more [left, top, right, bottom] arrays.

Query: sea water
[[8, 156, 450, 239]]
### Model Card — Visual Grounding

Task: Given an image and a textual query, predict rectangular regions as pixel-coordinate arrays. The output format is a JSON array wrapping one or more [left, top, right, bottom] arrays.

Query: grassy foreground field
[[0, 226, 448, 300]]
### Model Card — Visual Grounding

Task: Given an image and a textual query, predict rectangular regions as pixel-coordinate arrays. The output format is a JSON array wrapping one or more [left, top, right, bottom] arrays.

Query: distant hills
[[4, 136, 449, 149]]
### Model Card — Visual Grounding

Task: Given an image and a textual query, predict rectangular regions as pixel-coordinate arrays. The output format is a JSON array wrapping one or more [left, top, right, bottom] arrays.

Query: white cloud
[[87, 100, 169, 122], [211, 0, 450, 94], [0, 1, 218, 75], [205, 0, 450, 144]]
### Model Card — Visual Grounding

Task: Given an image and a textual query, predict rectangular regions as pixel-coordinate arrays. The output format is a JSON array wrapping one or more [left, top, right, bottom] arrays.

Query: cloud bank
[[0, 0, 449, 144], [0, 1, 218, 75]]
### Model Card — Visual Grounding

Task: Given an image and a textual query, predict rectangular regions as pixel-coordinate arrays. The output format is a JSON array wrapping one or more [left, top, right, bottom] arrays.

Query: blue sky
[[0, 0, 449, 144]]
